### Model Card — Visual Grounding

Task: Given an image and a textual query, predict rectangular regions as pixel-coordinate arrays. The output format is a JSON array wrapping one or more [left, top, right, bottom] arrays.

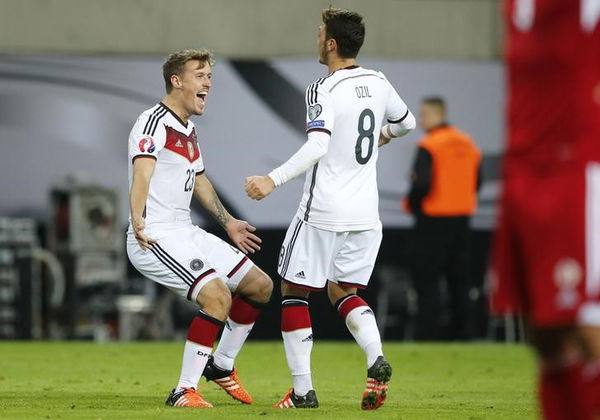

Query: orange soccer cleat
[[165, 387, 213, 408], [274, 389, 319, 408], [203, 356, 253, 404], [361, 356, 392, 410]]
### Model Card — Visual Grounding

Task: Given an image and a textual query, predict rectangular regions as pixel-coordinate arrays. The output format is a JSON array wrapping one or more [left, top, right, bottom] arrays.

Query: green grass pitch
[[0, 341, 537, 419]]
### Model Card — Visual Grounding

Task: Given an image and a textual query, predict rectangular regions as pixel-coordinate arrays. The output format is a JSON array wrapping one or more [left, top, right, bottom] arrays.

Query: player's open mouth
[[196, 92, 208, 104]]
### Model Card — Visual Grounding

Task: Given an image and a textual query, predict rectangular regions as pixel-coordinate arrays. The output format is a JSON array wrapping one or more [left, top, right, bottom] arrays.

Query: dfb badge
[[308, 104, 322, 121], [138, 136, 155, 153], [187, 141, 195, 159], [190, 259, 204, 271]]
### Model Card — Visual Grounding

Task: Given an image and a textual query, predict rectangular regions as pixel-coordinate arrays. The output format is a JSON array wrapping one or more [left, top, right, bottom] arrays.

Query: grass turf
[[0, 341, 536, 419]]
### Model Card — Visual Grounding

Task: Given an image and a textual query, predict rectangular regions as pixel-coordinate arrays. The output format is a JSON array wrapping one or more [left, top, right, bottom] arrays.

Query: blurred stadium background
[[0, 0, 513, 343]]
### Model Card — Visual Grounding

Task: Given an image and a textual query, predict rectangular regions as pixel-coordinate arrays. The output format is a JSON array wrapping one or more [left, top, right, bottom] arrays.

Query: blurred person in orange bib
[[405, 97, 481, 341]]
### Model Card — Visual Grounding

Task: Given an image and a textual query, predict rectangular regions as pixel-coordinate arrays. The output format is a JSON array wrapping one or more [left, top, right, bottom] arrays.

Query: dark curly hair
[[321, 7, 365, 58]]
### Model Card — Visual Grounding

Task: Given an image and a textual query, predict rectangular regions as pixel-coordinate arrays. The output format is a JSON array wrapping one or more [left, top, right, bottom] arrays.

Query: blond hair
[[162, 49, 214, 93]]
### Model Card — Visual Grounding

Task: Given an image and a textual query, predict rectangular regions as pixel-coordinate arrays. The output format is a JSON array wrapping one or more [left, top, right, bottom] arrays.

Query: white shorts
[[127, 223, 253, 302], [277, 217, 382, 291]]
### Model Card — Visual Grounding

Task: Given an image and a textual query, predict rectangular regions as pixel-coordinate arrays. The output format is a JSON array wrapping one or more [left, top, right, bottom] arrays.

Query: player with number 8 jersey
[[288, 65, 409, 232], [245, 7, 415, 410]]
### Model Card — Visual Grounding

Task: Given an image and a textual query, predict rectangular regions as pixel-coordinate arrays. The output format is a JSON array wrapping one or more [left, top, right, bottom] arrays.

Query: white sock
[[213, 319, 254, 371], [364, 341, 384, 367], [176, 340, 213, 390], [292, 374, 313, 397], [345, 306, 384, 368], [282, 327, 313, 395]]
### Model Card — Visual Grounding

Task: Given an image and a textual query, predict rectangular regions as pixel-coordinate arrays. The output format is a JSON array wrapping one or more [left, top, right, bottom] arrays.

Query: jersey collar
[[159, 102, 189, 129], [328, 64, 360, 76]]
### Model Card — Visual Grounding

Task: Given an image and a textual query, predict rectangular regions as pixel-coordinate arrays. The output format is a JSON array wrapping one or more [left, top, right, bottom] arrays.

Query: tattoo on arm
[[195, 174, 232, 228], [211, 190, 231, 227]]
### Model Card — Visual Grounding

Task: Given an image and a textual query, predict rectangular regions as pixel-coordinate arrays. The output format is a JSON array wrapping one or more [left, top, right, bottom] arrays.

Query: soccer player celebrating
[[245, 8, 415, 410], [127, 49, 273, 408], [491, 1, 600, 419]]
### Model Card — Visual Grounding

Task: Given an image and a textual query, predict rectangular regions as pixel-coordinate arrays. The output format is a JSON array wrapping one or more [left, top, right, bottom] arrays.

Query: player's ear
[[170, 74, 183, 90], [327, 38, 337, 54]]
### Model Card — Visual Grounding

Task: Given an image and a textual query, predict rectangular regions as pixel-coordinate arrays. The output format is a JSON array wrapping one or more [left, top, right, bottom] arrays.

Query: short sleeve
[[128, 114, 166, 163], [195, 143, 205, 174], [305, 81, 334, 135], [385, 80, 410, 124]]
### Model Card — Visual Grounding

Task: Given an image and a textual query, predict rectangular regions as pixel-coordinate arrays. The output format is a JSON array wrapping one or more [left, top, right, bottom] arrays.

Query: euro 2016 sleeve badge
[[138, 136, 156, 153]]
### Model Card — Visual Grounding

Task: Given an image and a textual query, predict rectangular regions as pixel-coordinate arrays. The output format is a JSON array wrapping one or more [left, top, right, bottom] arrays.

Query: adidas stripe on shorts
[[278, 217, 382, 291], [127, 223, 253, 302]]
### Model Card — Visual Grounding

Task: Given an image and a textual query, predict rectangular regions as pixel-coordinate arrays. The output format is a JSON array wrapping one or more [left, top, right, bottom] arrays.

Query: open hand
[[132, 217, 157, 251], [226, 219, 262, 254]]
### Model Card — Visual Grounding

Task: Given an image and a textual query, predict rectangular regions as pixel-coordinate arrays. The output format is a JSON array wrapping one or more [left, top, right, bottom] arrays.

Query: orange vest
[[419, 126, 481, 217]]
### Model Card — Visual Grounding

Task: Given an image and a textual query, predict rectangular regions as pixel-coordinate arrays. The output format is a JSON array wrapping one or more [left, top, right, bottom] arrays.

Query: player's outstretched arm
[[245, 130, 330, 200], [194, 173, 261, 254], [130, 157, 158, 250]]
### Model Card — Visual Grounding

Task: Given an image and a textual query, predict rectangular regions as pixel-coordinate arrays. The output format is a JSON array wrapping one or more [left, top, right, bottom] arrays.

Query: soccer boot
[[361, 356, 392, 410], [274, 389, 319, 408], [203, 356, 253, 404], [165, 387, 213, 408]]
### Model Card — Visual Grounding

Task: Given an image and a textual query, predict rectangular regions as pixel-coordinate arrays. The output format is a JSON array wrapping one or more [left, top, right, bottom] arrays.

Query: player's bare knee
[[239, 272, 272, 304], [326, 282, 340, 304], [237, 268, 273, 304], [208, 286, 232, 320], [281, 280, 310, 298], [263, 273, 275, 299], [327, 281, 356, 306], [251, 273, 273, 304], [197, 280, 232, 320]]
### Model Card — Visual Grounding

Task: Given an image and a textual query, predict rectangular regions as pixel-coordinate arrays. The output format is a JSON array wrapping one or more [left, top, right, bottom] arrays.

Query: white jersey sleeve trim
[[129, 107, 167, 162], [378, 72, 415, 139], [381, 110, 416, 139], [305, 77, 335, 134]]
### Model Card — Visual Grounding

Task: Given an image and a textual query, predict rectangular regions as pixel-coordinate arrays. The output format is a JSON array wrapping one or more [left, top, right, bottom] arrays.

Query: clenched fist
[[245, 175, 275, 200]]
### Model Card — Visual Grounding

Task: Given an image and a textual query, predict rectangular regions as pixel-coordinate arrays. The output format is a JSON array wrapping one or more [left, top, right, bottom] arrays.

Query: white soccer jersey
[[127, 102, 205, 228], [296, 65, 411, 231]]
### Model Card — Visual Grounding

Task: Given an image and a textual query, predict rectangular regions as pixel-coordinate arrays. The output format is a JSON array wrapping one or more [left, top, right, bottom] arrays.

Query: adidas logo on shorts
[[295, 270, 306, 279], [302, 334, 313, 342]]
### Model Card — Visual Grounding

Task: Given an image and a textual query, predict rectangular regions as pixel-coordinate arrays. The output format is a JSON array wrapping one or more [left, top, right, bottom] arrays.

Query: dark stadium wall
[[210, 228, 493, 340]]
